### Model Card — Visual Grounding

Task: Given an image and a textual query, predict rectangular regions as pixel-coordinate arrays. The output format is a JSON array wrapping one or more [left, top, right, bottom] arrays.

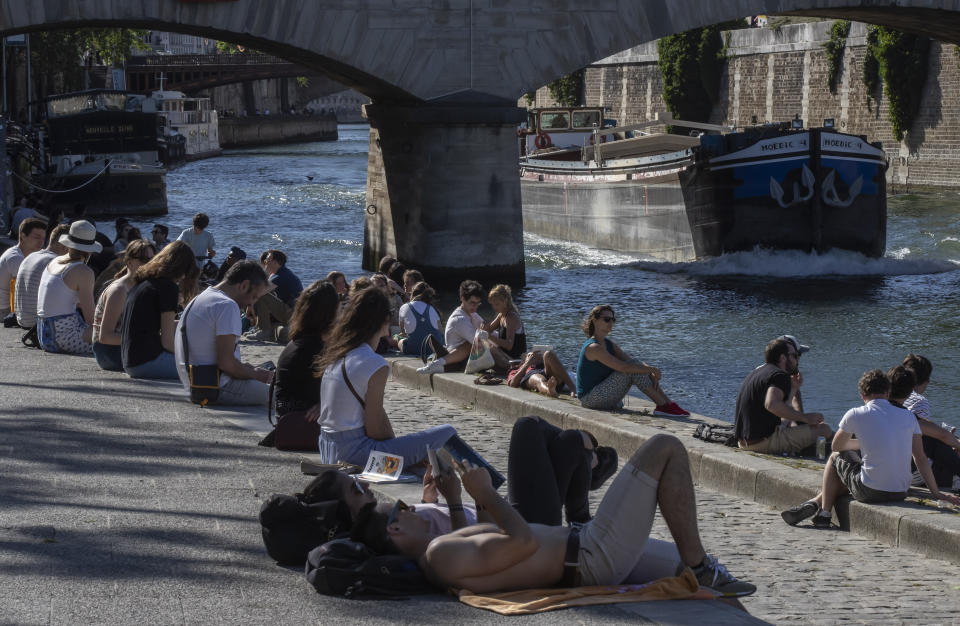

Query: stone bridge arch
[[5, 0, 960, 284]]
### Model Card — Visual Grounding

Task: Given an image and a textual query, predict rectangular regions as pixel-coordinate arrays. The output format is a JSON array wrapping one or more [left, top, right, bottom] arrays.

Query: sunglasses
[[599, 315, 615, 323], [350, 478, 367, 496], [386, 499, 409, 528], [788, 351, 799, 359]]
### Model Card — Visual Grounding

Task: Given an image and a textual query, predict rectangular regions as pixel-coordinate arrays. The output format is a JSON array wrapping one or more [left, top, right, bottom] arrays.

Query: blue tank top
[[576, 337, 615, 398]]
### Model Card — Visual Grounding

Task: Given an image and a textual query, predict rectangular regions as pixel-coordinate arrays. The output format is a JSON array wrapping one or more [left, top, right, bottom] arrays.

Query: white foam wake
[[633, 247, 959, 277]]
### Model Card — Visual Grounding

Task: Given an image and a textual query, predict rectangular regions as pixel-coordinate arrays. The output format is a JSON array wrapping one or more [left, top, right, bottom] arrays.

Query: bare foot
[[545, 376, 559, 398]]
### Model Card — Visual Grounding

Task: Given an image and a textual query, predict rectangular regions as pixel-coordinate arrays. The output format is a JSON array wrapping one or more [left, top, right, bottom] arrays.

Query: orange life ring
[[535, 132, 552, 150], [589, 134, 607, 145]]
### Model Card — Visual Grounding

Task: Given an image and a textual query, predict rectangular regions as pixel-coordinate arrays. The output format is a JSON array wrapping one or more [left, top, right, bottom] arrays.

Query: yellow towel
[[457, 568, 716, 615]]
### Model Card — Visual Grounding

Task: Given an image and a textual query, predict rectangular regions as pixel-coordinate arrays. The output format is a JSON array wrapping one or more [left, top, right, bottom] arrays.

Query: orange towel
[[457, 568, 717, 615]]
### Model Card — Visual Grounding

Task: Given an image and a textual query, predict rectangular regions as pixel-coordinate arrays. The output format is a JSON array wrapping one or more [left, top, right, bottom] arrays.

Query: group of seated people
[[734, 337, 960, 518]]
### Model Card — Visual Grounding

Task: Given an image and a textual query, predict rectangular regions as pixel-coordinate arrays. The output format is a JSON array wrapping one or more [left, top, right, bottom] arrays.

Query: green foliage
[[862, 25, 931, 142], [658, 24, 728, 129], [29, 29, 148, 97], [546, 70, 583, 107], [295, 76, 310, 88], [822, 20, 851, 94], [523, 91, 535, 106]]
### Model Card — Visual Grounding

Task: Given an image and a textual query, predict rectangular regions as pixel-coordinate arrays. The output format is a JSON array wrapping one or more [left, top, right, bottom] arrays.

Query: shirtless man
[[357, 433, 756, 597]]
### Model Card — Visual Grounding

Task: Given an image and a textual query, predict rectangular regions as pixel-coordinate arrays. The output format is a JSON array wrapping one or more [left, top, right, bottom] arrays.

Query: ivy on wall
[[822, 20, 851, 94], [546, 70, 584, 107], [862, 25, 931, 142], [657, 21, 742, 130]]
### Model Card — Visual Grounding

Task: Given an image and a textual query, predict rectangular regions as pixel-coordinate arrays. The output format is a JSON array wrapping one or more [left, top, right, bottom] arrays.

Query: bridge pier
[[362, 97, 527, 287]]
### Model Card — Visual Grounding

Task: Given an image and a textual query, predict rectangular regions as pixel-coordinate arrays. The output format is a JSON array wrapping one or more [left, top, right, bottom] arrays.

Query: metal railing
[[127, 54, 291, 67]]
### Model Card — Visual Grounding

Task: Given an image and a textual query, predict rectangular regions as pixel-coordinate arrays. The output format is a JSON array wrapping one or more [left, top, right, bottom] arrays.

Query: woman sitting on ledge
[[397, 281, 443, 356], [315, 286, 457, 466], [92, 239, 156, 371], [576, 304, 689, 417], [483, 283, 527, 361]]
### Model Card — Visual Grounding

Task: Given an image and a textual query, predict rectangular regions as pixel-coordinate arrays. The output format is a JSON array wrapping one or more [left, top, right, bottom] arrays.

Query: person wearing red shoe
[[575, 304, 690, 416]]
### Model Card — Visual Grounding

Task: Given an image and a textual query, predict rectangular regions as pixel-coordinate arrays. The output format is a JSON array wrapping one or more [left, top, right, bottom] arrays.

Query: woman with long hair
[[121, 240, 199, 379], [397, 281, 443, 356], [483, 283, 527, 360], [576, 304, 689, 416], [92, 239, 156, 371], [315, 287, 456, 466], [274, 280, 340, 417]]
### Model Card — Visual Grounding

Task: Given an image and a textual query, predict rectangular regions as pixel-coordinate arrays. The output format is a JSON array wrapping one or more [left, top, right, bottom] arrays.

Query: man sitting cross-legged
[[352, 433, 756, 598], [781, 368, 960, 529]]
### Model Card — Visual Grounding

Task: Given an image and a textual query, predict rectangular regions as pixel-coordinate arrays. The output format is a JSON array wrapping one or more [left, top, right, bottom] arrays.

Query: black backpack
[[693, 423, 737, 447], [259, 494, 347, 566], [305, 538, 437, 599]]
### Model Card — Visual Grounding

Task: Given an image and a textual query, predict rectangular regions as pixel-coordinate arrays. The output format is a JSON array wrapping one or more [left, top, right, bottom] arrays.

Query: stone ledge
[[385, 356, 960, 566]]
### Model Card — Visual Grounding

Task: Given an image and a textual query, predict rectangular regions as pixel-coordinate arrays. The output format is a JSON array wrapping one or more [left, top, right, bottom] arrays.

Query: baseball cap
[[228, 246, 247, 259], [777, 335, 810, 355]]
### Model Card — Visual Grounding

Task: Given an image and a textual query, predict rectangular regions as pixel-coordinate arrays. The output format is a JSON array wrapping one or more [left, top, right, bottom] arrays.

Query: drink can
[[816, 436, 826, 461]]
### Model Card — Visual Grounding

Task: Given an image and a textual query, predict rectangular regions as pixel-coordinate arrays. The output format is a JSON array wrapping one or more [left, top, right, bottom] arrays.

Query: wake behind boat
[[519, 108, 887, 262]]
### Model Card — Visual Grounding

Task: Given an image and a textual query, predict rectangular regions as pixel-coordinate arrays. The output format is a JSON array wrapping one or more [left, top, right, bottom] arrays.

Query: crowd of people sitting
[[5, 205, 960, 603]]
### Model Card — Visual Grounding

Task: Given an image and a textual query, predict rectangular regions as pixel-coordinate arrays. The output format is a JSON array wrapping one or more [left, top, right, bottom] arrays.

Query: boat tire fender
[[535, 132, 552, 149]]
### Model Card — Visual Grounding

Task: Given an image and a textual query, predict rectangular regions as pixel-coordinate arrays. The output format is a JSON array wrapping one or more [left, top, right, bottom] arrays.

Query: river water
[[132, 123, 960, 429]]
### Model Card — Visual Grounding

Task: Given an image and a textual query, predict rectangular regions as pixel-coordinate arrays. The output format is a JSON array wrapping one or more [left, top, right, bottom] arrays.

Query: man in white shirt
[[417, 280, 485, 374], [176, 212, 216, 267], [15, 223, 69, 328], [0, 217, 47, 318], [782, 368, 960, 528], [175, 260, 274, 406]]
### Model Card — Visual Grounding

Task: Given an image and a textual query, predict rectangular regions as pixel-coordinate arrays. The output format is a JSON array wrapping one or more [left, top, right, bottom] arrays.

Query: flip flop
[[474, 373, 504, 385]]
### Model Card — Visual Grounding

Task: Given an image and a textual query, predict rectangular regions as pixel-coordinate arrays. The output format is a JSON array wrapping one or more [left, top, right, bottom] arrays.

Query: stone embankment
[[219, 116, 338, 148]]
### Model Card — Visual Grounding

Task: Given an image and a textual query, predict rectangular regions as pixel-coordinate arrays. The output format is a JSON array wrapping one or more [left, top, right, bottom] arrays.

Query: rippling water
[[125, 124, 960, 429]]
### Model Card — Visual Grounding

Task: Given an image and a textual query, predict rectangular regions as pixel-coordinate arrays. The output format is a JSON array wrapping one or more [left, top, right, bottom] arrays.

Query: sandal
[[474, 373, 504, 386]]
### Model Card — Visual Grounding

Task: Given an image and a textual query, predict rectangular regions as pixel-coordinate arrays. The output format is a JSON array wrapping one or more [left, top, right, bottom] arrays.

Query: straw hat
[[59, 220, 103, 254]]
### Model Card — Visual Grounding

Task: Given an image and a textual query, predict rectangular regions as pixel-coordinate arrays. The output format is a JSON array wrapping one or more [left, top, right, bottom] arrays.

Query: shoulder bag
[[180, 297, 220, 406], [268, 377, 321, 452]]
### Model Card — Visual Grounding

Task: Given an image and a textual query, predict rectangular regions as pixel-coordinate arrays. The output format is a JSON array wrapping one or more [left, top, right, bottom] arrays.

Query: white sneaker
[[417, 359, 444, 375]]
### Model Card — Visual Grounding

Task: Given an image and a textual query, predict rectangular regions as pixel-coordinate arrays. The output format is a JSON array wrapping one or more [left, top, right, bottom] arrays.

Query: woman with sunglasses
[[576, 304, 689, 416], [315, 286, 457, 466], [92, 239, 156, 371], [120, 241, 199, 379]]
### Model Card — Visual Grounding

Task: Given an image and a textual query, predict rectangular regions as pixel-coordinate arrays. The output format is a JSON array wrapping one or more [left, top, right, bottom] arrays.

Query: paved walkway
[[1, 335, 958, 624]]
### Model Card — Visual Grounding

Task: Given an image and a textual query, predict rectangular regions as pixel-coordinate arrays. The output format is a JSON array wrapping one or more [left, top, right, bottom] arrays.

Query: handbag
[[180, 298, 220, 406], [464, 329, 495, 374], [268, 378, 321, 452]]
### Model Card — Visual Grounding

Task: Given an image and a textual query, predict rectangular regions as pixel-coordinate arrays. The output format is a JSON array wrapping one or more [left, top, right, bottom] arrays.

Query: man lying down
[[350, 433, 757, 598]]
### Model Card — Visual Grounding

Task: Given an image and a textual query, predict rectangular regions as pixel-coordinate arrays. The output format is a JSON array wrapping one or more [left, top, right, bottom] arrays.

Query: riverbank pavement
[[0, 334, 761, 625], [4, 332, 960, 624]]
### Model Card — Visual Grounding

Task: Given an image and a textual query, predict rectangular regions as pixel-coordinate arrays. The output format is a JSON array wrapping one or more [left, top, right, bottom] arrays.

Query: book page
[[356, 450, 404, 482]]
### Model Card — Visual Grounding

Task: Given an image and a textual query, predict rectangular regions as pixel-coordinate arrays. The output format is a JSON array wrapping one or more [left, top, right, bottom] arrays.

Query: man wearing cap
[[734, 335, 833, 455], [0, 217, 47, 320], [216, 246, 246, 281]]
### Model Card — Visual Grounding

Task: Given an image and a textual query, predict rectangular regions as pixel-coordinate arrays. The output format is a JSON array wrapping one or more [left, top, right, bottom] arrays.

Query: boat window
[[527, 112, 537, 131], [540, 111, 570, 130], [572, 110, 601, 129]]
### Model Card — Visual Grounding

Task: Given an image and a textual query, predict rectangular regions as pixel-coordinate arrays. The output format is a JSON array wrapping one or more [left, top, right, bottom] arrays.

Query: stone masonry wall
[[527, 22, 960, 190]]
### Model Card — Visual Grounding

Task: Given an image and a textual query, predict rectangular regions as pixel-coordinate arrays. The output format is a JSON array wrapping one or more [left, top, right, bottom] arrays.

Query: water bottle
[[816, 436, 826, 461]]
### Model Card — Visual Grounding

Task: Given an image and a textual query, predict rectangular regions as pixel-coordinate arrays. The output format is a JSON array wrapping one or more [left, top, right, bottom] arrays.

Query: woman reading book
[[315, 286, 457, 466]]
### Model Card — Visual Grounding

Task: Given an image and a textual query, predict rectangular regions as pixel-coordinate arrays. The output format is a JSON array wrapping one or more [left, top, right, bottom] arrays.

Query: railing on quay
[[127, 54, 291, 67]]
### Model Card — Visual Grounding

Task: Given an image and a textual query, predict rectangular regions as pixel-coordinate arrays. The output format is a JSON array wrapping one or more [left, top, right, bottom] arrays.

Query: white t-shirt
[[177, 228, 215, 259], [14, 249, 57, 327], [175, 287, 241, 392], [0, 245, 25, 313], [318, 343, 387, 433], [444, 306, 482, 351], [838, 399, 921, 493], [904, 391, 931, 420], [399, 300, 441, 335]]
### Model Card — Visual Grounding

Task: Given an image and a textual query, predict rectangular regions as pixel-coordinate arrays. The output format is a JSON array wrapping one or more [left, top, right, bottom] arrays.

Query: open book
[[355, 450, 419, 484], [427, 435, 505, 490]]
